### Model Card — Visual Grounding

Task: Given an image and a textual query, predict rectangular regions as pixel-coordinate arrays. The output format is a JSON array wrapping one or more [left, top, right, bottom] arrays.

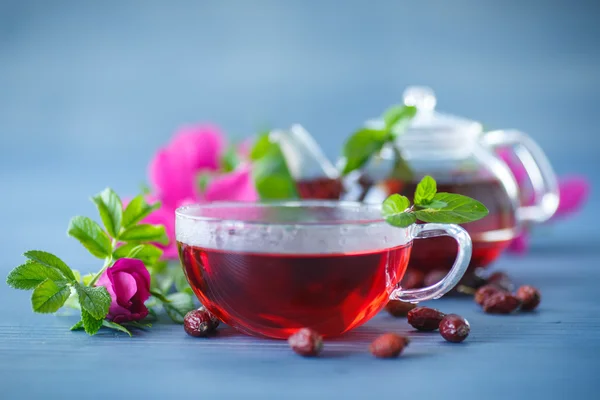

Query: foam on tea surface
[[175, 202, 410, 254]]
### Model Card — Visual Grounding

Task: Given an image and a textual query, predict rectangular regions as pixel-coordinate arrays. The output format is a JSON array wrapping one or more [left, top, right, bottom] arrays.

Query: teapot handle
[[481, 130, 559, 223]]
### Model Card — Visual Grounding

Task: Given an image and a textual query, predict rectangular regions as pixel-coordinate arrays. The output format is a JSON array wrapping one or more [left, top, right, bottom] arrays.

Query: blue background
[[0, 1, 599, 399]]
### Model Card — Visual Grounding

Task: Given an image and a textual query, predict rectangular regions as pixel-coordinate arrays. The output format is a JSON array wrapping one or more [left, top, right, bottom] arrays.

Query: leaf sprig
[[6, 188, 169, 336], [250, 131, 299, 200], [382, 175, 489, 227], [341, 104, 417, 176]]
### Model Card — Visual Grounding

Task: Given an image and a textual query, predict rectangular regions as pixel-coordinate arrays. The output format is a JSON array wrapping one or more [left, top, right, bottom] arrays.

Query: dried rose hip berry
[[384, 300, 417, 317], [369, 333, 410, 358], [516, 285, 541, 311], [474, 284, 505, 306], [288, 328, 323, 357], [423, 270, 447, 287], [184, 307, 220, 337], [439, 314, 470, 343], [407, 307, 446, 331], [401, 270, 425, 289], [487, 271, 514, 292], [482, 292, 521, 314]]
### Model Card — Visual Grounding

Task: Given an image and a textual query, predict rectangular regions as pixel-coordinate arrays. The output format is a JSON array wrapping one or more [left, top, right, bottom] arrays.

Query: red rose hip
[[369, 333, 410, 358], [384, 300, 417, 317], [407, 307, 446, 331], [482, 292, 521, 314], [184, 307, 220, 337], [474, 284, 504, 306], [516, 285, 541, 311], [288, 328, 323, 357], [439, 314, 470, 343], [487, 271, 514, 292]]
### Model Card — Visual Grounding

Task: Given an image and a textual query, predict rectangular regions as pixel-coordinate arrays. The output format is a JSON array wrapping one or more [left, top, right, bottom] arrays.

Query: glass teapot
[[345, 86, 559, 273]]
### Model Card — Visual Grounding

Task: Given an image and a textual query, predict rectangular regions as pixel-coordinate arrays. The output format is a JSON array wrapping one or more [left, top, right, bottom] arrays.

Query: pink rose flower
[[97, 258, 151, 323], [144, 124, 259, 258], [498, 149, 590, 254]]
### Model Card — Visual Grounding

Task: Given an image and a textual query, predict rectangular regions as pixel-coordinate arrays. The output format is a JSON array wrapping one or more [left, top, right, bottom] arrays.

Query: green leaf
[[122, 195, 161, 229], [382, 194, 417, 228], [74, 283, 111, 320], [383, 105, 417, 133], [126, 321, 152, 329], [7, 261, 65, 290], [173, 266, 192, 295], [163, 292, 195, 324], [31, 279, 71, 313], [67, 216, 112, 259], [341, 128, 389, 175], [249, 132, 272, 161], [23, 250, 76, 282], [420, 200, 447, 209], [149, 289, 172, 303], [113, 243, 163, 267], [251, 133, 299, 200], [414, 175, 437, 205], [388, 147, 414, 181], [196, 172, 212, 194], [82, 274, 94, 286], [414, 192, 489, 224], [70, 320, 84, 330], [81, 309, 103, 335], [119, 224, 169, 245], [72, 269, 81, 283], [102, 320, 132, 337], [91, 188, 123, 238], [220, 145, 240, 173]]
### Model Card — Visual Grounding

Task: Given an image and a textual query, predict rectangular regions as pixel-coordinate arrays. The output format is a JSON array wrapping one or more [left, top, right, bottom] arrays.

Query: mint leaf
[[382, 194, 416, 228], [91, 188, 123, 238], [414, 175, 437, 205], [173, 267, 193, 295], [23, 250, 76, 282], [70, 320, 84, 330], [164, 292, 195, 324], [31, 279, 71, 313], [119, 224, 168, 245], [251, 133, 299, 200], [74, 283, 111, 320], [249, 132, 272, 161], [220, 145, 239, 173], [414, 192, 489, 224], [7, 261, 65, 290], [67, 216, 112, 259], [102, 320, 132, 337], [421, 199, 447, 209], [383, 105, 417, 133], [113, 243, 163, 267], [122, 195, 160, 229], [341, 128, 389, 175], [81, 309, 103, 335]]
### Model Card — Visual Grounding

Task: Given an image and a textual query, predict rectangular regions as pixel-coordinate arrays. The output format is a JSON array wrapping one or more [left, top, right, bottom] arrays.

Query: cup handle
[[481, 129, 559, 223], [390, 223, 472, 303]]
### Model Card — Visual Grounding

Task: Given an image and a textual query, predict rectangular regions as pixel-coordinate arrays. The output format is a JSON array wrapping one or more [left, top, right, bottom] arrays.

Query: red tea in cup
[[176, 201, 472, 339]]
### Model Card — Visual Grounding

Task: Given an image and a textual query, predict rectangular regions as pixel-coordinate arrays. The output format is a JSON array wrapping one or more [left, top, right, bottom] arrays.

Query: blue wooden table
[[1, 168, 598, 399]]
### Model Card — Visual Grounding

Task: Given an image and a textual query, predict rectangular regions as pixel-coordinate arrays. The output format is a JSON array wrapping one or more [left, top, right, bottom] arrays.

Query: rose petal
[[168, 124, 225, 172], [555, 176, 590, 218], [204, 164, 259, 202], [507, 232, 529, 254], [148, 148, 196, 208], [112, 272, 138, 305]]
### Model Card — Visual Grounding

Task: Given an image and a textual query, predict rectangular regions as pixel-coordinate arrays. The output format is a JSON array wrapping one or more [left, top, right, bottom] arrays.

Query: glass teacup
[[176, 201, 472, 339]]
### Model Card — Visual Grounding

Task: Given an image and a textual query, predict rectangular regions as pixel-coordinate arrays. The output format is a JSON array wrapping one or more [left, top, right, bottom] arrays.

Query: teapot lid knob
[[403, 86, 437, 112]]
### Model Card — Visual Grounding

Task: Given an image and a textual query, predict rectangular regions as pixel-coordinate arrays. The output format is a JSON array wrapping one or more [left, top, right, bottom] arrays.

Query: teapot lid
[[366, 86, 483, 148]]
